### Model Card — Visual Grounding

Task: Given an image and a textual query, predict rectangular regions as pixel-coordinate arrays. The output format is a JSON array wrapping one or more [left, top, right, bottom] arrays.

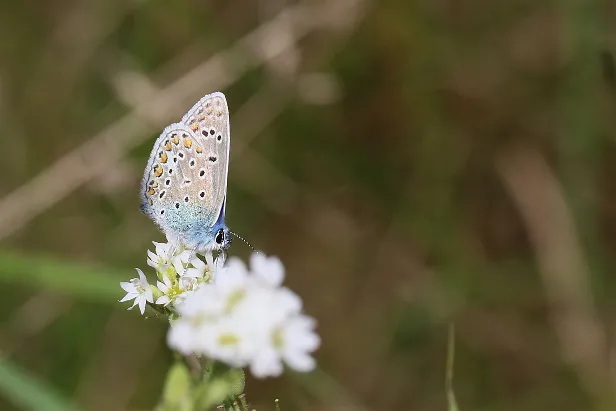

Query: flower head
[[167, 252, 320, 378], [120, 268, 154, 315], [122, 244, 319, 378]]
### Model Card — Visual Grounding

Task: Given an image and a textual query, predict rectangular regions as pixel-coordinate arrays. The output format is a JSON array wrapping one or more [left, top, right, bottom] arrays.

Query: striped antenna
[[230, 230, 256, 252]]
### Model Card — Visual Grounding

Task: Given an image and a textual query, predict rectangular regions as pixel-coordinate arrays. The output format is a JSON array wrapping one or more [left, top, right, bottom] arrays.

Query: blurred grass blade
[[0, 249, 126, 303], [446, 323, 460, 411], [0, 357, 83, 411]]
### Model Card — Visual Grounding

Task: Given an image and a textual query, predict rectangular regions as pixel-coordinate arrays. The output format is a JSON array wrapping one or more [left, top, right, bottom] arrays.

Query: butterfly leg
[[178, 246, 198, 277]]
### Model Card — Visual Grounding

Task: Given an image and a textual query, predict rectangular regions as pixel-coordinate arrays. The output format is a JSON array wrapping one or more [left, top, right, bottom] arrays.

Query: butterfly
[[140, 92, 231, 252]]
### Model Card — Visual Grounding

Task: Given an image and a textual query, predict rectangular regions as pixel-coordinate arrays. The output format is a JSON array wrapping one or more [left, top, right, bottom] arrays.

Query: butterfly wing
[[180, 92, 230, 220], [140, 92, 230, 250]]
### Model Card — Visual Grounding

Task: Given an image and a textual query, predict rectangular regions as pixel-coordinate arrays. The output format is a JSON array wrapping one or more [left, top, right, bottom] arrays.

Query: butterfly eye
[[215, 229, 225, 245]]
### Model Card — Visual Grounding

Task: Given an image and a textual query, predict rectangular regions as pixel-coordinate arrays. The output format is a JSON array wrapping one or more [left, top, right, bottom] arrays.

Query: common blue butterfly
[[140, 92, 231, 251]]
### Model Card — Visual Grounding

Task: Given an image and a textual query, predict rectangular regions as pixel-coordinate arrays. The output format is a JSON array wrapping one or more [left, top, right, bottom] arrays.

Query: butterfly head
[[213, 226, 231, 250]]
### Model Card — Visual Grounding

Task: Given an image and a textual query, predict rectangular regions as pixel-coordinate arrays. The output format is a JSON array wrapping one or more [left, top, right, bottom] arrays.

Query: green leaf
[[0, 249, 127, 303], [159, 361, 193, 411], [0, 357, 83, 411], [226, 368, 245, 397], [194, 365, 245, 410], [194, 377, 233, 410]]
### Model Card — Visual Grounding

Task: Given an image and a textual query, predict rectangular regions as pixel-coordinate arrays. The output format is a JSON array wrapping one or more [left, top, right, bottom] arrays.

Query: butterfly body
[[140, 92, 231, 251]]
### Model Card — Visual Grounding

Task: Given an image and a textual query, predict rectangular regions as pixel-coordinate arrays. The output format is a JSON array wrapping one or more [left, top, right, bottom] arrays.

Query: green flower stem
[[238, 394, 249, 411]]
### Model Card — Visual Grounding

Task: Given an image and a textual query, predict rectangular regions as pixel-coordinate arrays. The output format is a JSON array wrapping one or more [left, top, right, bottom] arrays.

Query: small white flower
[[177, 252, 209, 294], [146, 242, 174, 272], [120, 268, 154, 315], [168, 284, 224, 354], [200, 317, 254, 367], [155, 271, 196, 307], [250, 315, 320, 378], [155, 275, 173, 306]]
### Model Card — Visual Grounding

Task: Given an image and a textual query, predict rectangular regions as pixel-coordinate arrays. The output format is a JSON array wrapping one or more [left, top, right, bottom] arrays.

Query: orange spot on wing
[[191, 123, 199, 132], [148, 198, 153, 205], [172, 136, 180, 145], [195, 145, 203, 153], [161, 152, 168, 163], [164, 142, 172, 151], [147, 188, 155, 195], [154, 165, 163, 177], [183, 137, 193, 149]]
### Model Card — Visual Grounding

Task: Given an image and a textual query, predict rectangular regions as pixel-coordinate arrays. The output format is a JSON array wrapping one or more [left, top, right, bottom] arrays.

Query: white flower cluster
[[121, 242, 223, 315], [168, 253, 320, 378], [120, 243, 320, 378]]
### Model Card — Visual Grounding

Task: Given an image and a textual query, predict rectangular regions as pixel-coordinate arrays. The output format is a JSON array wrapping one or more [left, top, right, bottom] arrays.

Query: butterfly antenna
[[230, 230, 256, 252]]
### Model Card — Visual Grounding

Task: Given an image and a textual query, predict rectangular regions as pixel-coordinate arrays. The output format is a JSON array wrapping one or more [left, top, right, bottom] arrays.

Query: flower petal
[[144, 288, 154, 303], [156, 280, 168, 293], [183, 267, 203, 279], [138, 296, 147, 315], [250, 348, 283, 378], [251, 253, 284, 287], [119, 293, 136, 303], [120, 281, 136, 293], [136, 268, 148, 285], [283, 350, 315, 372], [156, 295, 170, 305], [190, 256, 206, 271]]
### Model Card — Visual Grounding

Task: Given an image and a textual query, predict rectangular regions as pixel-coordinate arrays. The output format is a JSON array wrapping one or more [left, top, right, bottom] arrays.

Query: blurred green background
[[1, 0, 616, 410]]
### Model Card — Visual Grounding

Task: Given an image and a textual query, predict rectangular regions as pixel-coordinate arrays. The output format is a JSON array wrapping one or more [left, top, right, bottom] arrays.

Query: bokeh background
[[2, 0, 616, 410]]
